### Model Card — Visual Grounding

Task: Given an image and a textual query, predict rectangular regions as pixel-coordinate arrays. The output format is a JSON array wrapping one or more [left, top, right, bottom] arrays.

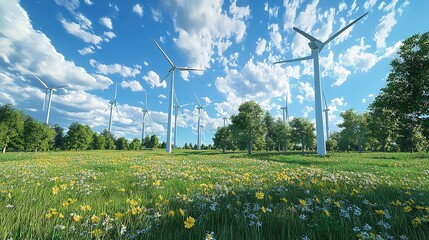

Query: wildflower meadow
[[1, 150, 428, 239]]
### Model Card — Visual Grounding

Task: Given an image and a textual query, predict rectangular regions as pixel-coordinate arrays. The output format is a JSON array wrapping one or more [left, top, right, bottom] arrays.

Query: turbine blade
[[33, 74, 48, 89], [177, 67, 203, 72], [43, 91, 48, 111], [323, 12, 368, 46], [174, 90, 179, 106], [322, 91, 328, 108], [105, 104, 113, 112], [148, 112, 154, 122], [293, 27, 320, 42], [114, 83, 118, 101], [274, 55, 313, 64], [115, 103, 119, 115], [193, 91, 202, 106], [152, 38, 175, 67], [54, 84, 71, 89], [160, 71, 171, 83], [181, 103, 191, 107]]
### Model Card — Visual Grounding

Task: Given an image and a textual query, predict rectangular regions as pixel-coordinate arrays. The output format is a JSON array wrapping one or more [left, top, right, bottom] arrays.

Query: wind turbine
[[106, 83, 119, 132], [33, 74, 70, 125], [194, 92, 209, 150], [322, 91, 330, 140], [173, 91, 191, 149], [280, 93, 289, 124], [152, 38, 203, 153], [274, 12, 367, 156], [141, 90, 154, 144], [222, 116, 228, 126]]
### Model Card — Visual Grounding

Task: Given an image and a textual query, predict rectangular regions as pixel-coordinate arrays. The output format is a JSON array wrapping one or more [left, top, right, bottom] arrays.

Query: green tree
[[115, 137, 129, 150], [52, 124, 65, 150], [65, 123, 93, 151], [101, 129, 115, 150], [159, 140, 166, 149], [184, 143, 189, 149], [273, 119, 290, 152], [230, 101, 266, 154], [149, 135, 159, 149], [0, 104, 25, 153], [91, 132, 105, 150], [142, 135, 151, 148], [337, 109, 369, 152], [23, 116, 55, 152], [289, 117, 315, 155], [129, 138, 141, 150], [263, 112, 276, 151], [213, 126, 232, 153]]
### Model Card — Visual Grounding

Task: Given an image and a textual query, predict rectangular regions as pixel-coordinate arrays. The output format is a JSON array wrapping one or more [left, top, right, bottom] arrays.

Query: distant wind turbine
[[141, 90, 154, 143], [222, 116, 228, 126], [322, 91, 330, 140], [280, 93, 289, 124], [194, 92, 209, 150], [173, 91, 191, 149], [152, 38, 203, 153], [274, 12, 368, 155], [33, 74, 70, 125], [105, 83, 119, 132]]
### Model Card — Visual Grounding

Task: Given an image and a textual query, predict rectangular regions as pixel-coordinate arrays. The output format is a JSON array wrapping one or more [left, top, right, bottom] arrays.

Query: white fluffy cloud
[[133, 4, 143, 17], [142, 71, 167, 88], [283, 0, 302, 30], [121, 80, 143, 92], [60, 18, 103, 44], [161, 0, 250, 70], [264, 2, 280, 19], [99, 17, 113, 29], [298, 81, 315, 101], [151, 8, 163, 22], [90, 59, 141, 78], [374, 11, 396, 49], [255, 38, 267, 56], [339, 38, 378, 72], [78, 46, 94, 55]]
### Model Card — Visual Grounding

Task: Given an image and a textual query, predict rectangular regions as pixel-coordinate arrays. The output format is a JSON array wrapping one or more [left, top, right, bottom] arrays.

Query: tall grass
[[0, 150, 428, 239]]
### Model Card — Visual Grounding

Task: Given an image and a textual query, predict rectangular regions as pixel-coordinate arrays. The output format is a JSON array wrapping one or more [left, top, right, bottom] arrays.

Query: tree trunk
[[222, 147, 226, 154], [301, 136, 304, 156], [2, 146, 6, 153], [247, 142, 252, 155]]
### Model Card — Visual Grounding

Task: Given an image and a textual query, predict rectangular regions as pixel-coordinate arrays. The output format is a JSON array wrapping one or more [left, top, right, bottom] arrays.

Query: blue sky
[[1, 0, 427, 147]]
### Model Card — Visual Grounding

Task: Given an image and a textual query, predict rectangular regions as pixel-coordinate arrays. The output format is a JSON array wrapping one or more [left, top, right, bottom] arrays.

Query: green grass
[[0, 150, 428, 239]]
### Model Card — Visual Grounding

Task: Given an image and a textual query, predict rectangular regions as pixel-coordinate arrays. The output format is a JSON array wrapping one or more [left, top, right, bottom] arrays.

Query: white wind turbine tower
[[194, 92, 209, 150], [280, 93, 289, 124], [274, 12, 367, 156], [173, 91, 191, 149], [106, 83, 119, 132], [33, 74, 70, 125], [141, 90, 154, 143], [152, 38, 203, 153], [322, 91, 330, 140], [222, 116, 228, 126]]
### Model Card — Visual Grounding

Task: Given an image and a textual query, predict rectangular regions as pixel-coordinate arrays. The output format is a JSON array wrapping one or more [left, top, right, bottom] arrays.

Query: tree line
[[213, 32, 429, 154], [0, 104, 168, 152]]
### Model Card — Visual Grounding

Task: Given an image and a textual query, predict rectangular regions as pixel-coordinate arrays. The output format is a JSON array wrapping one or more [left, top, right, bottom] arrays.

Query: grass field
[[0, 150, 428, 239]]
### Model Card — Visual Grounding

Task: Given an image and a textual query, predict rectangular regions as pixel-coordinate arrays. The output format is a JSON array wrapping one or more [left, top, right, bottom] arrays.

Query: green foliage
[[115, 137, 129, 150], [213, 126, 232, 153], [0, 104, 25, 152], [129, 138, 141, 150], [230, 101, 266, 154], [23, 116, 55, 152], [91, 132, 105, 150], [337, 109, 369, 152], [65, 122, 93, 151], [289, 117, 315, 154], [101, 129, 116, 150]]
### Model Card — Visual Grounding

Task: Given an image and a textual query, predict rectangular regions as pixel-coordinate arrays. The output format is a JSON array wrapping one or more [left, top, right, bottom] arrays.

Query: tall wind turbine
[[152, 38, 203, 153], [322, 91, 330, 140], [173, 91, 191, 149], [106, 83, 119, 132], [141, 90, 154, 143], [33, 74, 70, 125], [222, 116, 228, 126], [274, 12, 367, 156], [280, 93, 289, 124], [194, 92, 209, 150]]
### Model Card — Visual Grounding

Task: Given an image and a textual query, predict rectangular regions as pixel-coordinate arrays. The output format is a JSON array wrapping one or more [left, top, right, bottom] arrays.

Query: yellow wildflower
[[91, 215, 101, 223], [60, 184, 67, 190], [255, 191, 264, 200], [69, 180, 75, 187], [179, 208, 185, 216], [62, 201, 69, 207], [92, 229, 103, 239], [375, 210, 385, 216], [281, 197, 288, 203], [153, 179, 161, 186], [51, 186, 59, 196], [411, 217, 421, 227], [323, 209, 331, 217], [261, 206, 266, 214], [115, 212, 124, 219], [58, 213, 64, 219], [184, 216, 196, 229], [118, 188, 126, 192], [231, 191, 236, 196], [45, 213, 52, 220], [391, 200, 401, 206], [7, 192, 12, 200], [72, 214, 82, 222], [351, 189, 359, 196], [169, 210, 175, 217], [299, 199, 306, 208], [404, 206, 412, 213]]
